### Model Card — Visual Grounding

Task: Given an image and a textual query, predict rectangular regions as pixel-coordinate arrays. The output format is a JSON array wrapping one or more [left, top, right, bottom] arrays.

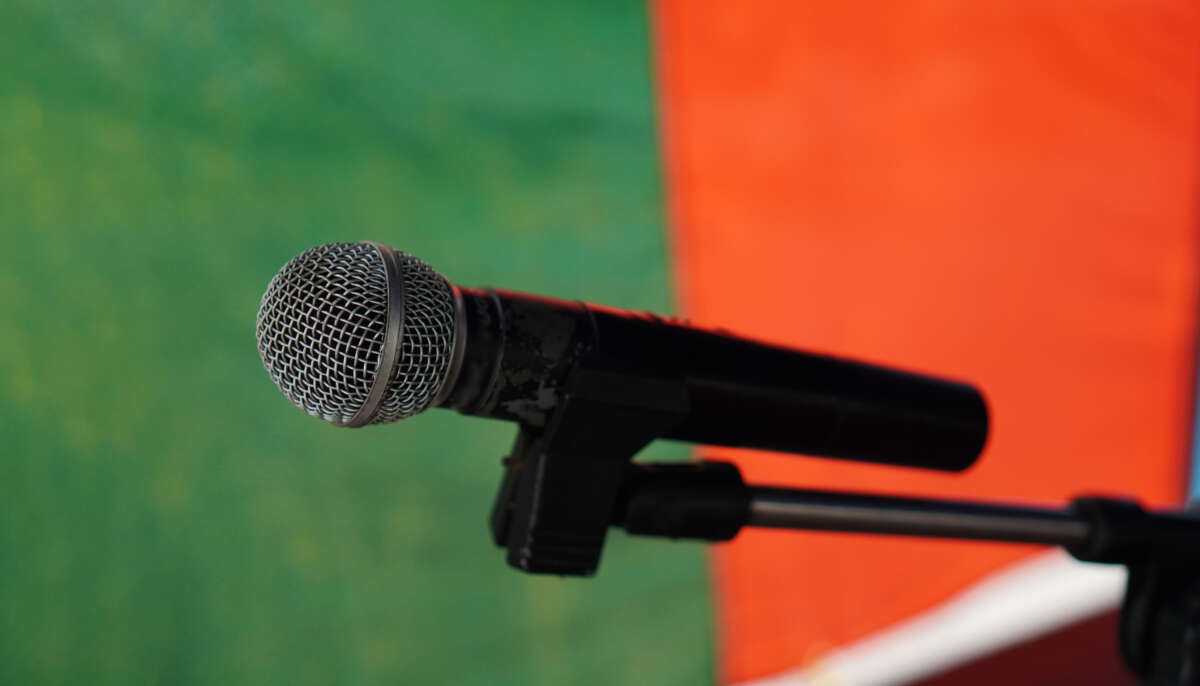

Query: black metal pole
[[616, 461, 1200, 562], [746, 486, 1092, 547]]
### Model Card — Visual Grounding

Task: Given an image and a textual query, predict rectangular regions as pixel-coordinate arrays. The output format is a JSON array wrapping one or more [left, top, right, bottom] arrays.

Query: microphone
[[256, 241, 988, 471]]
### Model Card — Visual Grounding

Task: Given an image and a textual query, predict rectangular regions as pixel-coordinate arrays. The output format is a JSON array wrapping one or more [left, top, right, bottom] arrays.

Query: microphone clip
[[488, 364, 691, 576]]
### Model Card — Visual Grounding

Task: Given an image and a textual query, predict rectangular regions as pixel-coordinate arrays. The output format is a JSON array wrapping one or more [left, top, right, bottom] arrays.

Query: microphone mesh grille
[[255, 242, 456, 425]]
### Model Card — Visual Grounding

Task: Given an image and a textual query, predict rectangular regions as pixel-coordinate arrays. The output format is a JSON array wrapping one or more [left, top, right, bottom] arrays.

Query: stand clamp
[[488, 365, 689, 575], [1067, 499, 1200, 685]]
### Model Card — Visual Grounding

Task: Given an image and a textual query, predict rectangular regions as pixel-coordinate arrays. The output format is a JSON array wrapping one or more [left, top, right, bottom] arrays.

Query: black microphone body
[[443, 288, 987, 471]]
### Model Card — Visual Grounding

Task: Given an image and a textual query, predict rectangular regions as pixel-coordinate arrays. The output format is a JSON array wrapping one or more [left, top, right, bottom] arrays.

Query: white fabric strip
[[737, 549, 1126, 686]]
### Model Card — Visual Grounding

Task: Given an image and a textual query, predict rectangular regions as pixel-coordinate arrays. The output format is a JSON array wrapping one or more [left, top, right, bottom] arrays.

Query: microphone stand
[[614, 461, 1200, 686], [485, 365, 1200, 685]]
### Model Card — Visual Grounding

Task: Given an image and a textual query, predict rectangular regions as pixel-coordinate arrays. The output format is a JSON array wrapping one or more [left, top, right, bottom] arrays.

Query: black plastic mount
[[488, 361, 760, 575], [489, 365, 692, 575]]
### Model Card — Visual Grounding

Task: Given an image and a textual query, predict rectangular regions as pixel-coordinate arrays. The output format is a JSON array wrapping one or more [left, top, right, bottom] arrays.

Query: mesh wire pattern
[[256, 242, 457, 425]]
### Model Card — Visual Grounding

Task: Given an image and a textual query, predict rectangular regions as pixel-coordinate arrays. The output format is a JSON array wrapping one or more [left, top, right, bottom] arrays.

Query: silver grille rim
[[344, 243, 407, 426]]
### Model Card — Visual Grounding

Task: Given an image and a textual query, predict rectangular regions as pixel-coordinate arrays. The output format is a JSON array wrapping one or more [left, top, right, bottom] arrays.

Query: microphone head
[[255, 242, 460, 427]]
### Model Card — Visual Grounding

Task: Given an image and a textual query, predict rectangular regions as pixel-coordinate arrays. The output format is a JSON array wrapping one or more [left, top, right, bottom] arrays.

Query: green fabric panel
[[0, 1, 712, 684]]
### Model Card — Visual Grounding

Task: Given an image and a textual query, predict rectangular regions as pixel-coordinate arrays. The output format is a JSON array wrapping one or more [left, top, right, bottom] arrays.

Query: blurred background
[[0, 1, 712, 684], [6, 1, 1200, 685]]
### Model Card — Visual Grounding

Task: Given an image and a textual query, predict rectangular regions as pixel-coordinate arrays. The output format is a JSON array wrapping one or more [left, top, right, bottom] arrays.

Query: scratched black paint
[[444, 288, 595, 428]]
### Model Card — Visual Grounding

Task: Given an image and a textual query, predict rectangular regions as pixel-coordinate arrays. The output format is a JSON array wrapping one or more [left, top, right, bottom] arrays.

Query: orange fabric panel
[[652, 1, 1200, 683]]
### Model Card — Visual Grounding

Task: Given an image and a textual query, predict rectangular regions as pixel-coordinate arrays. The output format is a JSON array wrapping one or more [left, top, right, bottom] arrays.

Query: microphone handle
[[442, 288, 988, 472]]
